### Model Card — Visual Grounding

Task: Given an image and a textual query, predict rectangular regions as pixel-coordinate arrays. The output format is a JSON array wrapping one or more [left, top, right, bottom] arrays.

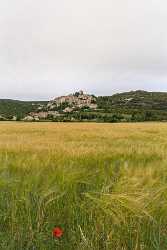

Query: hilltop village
[[24, 90, 98, 121], [0, 90, 167, 122]]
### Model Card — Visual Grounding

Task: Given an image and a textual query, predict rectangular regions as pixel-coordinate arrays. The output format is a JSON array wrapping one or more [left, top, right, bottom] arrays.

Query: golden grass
[[0, 122, 167, 249]]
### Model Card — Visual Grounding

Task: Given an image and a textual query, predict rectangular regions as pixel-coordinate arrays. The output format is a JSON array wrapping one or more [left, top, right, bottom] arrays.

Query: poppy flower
[[53, 227, 63, 238]]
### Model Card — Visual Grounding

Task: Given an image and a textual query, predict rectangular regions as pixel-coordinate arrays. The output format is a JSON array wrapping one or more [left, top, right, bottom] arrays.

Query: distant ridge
[[0, 99, 47, 120], [1, 90, 167, 122]]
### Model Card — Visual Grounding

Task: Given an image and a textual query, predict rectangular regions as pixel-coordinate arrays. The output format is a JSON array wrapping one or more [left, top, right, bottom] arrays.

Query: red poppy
[[53, 227, 63, 238]]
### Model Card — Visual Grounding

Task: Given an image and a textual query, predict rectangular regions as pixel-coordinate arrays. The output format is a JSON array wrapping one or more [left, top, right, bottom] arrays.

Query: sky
[[0, 0, 167, 100]]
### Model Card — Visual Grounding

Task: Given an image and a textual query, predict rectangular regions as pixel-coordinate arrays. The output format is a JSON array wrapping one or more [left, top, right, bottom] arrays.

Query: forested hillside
[[1, 90, 167, 122], [97, 90, 167, 121], [0, 100, 47, 120]]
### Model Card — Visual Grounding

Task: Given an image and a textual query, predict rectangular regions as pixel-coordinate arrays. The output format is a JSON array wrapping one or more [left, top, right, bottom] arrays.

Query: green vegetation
[[0, 122, 167, 249], [97, 90, 167, 122], [0, 100, 47, 119], [1, 90, 167, 122]]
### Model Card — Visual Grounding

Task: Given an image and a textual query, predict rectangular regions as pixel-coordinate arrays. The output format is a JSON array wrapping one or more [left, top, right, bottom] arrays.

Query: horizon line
[[0, 89, 166, 102]]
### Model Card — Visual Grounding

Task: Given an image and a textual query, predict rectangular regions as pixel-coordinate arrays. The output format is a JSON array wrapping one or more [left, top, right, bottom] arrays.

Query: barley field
[[0, 122, 167, 249]]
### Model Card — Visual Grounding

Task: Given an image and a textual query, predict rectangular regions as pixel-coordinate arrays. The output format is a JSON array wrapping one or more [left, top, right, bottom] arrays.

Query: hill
[[97, 90, 167, 121], [0, 99, 48, 120], [98, 90, 167, 110], [1, 90, 167, 122]]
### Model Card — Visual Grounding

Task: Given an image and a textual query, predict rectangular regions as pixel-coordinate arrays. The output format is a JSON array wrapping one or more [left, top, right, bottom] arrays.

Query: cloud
[[0, 0, 166, 99]]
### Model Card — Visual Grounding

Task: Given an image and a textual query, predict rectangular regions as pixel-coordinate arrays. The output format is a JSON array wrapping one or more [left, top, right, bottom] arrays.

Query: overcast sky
[[0, 0, 167, 100]]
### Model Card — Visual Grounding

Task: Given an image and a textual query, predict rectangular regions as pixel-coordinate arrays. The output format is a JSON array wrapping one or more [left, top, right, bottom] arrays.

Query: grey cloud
[[0, 0, 166, 100]]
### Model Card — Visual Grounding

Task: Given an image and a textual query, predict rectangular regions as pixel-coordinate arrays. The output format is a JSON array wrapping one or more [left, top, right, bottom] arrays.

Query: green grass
[[0, 122, 167, 249]]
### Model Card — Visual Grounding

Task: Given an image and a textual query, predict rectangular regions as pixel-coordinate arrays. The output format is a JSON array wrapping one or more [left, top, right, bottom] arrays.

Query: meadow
[[0, 122, 167, 249]]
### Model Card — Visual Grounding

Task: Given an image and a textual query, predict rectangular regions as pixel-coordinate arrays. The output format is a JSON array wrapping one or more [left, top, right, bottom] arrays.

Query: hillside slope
[[97, 90, 167, 121], [1, 90, 167, 122], [98, 90, 167, 110], [0, 99, 47, 119]]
